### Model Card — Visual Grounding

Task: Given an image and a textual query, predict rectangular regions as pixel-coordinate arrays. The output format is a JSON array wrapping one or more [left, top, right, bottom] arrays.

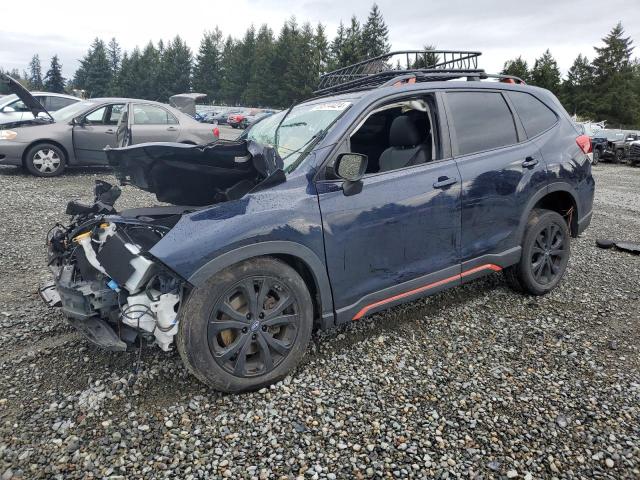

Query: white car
[[0, 92, 80, 125]]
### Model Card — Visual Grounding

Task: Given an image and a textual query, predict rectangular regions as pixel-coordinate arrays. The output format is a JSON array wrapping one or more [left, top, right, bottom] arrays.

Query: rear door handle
[[105, 129, 115, 134], [522, 157, 539, 168], [167, 126, 178, 131], [433, 176, 457, 189]]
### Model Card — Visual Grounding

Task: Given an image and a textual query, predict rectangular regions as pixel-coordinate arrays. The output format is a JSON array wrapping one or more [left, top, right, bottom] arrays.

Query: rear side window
[[46, 96, 77, 111], [447, 92, 518, 156], [507, 91, 557, 138]]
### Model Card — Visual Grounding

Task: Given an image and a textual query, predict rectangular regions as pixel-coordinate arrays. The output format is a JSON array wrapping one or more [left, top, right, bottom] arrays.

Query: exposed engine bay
[[40, 139, 284, 352]]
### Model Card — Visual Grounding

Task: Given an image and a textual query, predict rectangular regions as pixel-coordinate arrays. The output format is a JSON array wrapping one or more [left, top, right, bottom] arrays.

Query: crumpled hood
[[0, 72, 52, 121], [105, 139, 285, 206]]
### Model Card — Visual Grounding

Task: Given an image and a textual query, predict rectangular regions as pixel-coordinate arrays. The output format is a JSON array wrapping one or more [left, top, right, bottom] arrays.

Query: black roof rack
[[314, 50, 525, 95]]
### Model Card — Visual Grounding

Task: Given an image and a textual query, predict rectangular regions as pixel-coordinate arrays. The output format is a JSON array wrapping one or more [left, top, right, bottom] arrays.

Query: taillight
[[576, 134, 591, 154], [213, 127, 220, 138]]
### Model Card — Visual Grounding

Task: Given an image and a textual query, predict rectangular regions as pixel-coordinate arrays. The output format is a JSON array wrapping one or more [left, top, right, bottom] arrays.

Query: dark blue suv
[[42, 51, 595, 392]]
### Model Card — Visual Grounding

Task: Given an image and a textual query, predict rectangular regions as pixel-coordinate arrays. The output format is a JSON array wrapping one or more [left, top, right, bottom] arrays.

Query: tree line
[[501, 22, 639, 128], [1, 10, 638, 128]]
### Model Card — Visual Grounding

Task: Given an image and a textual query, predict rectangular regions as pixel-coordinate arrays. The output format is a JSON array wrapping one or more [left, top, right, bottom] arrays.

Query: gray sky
[[2, 0, 638, 80]]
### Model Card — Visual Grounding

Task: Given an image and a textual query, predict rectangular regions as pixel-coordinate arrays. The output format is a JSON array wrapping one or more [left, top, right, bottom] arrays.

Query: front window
[[245, 100, 351, 172]]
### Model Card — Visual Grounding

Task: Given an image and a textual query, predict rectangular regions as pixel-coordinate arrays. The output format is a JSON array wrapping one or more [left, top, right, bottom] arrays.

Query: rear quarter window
[[447, 91, 518, 156], [507, 91, 557, 138]]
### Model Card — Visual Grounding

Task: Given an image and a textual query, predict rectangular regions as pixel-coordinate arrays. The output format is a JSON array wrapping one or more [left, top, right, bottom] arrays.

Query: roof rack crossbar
[[315, 50, 482, 94]]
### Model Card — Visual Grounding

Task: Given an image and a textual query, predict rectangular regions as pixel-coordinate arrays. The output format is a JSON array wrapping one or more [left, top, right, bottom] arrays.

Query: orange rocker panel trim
[[352, 264, 502, 320]]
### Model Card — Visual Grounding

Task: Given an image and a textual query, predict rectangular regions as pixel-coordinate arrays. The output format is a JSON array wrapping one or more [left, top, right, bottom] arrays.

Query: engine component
[[121, 289, 180, 351], [73, 231, 108, 276]]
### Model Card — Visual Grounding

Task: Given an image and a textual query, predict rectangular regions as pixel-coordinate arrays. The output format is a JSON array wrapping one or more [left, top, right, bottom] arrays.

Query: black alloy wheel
[[208, 276, 300, 377], [529, 223, 567, 286]]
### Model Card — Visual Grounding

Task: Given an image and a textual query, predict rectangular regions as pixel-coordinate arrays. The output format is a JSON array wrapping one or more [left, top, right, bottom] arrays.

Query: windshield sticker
[[311, 101, 351, 111]]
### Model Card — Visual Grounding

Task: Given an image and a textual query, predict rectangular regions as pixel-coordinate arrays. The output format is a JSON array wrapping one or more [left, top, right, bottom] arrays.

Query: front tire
[[592, 149, 600, 165], [177, 257, 313, 392], [24, 143, 66, 177], [504, 209, 570, 295], [614, 149, 624, 164]]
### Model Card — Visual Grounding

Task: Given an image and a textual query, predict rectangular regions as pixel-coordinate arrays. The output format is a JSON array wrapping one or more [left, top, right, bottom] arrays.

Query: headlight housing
[[0, 130, 17, 140]]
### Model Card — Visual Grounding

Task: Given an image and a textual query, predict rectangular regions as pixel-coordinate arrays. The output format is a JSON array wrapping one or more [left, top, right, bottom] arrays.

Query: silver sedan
[[0, 94, 220, 176]]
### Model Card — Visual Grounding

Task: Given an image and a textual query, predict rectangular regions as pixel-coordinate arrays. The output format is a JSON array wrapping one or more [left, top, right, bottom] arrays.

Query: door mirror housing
[[72, 116, 86, 126], [335, 153, 368, 182], [334, 153, 368, 196], [2, 106, 16, 113]]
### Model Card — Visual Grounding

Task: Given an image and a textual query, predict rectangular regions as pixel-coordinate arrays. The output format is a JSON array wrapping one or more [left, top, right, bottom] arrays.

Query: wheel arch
[[519, 183, 580, 239], [188, 241, 335, 329], [22, 139, 70, 166]]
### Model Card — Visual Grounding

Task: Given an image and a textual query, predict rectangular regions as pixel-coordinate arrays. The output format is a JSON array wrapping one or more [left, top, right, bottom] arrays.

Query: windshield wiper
[[280, 121, 307, 128]]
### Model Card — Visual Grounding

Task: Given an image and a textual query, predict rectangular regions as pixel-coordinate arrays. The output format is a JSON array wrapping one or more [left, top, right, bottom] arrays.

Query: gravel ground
[[0, 161, 638, 479]]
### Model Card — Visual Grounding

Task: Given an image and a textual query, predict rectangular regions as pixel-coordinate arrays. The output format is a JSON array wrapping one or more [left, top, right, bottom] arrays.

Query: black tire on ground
[[504, 209, 570, 296], [614, 149, 624, 164], [24, 143, 66, 177], [592, 149, 600, 165], [176, 257, 314, 392]]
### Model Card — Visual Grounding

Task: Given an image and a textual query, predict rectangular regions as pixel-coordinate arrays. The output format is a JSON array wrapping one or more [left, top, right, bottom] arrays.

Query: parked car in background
[[241, 110, 276, 129], [0, 73, 219, 176], [227, 110, 252, 128], [629, 138, 640, 166], [0, 91, 79, 125], [594, 129, 637, 163], [40, 50, 594, 392], [211, 110, 243, 125]]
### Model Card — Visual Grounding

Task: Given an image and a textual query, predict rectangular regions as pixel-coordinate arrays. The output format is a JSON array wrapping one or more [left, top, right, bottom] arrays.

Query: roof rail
[[315, 50, 482, 95]]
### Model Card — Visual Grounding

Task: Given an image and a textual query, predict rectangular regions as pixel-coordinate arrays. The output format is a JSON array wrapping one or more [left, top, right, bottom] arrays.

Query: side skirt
[[334, 247, 521, 324]]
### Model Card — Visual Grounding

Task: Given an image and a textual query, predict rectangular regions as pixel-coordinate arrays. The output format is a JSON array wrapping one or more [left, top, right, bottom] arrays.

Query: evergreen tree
[[361, 3, 390, 59], [107, 38, 122, 77], [44, 55, 65, 93], [220, 36, 242, 105], [561, 54, 595, 118], [313, 23, 330, 77], [412, 45, 440, 69], [342, 16, 364, 66], [328, 21, 347, 71], [591, 22, 637, 126], [28, 55, 43, 90], [192, 28, 224, 102], [86, 39, 112, 97], [530, 49, 561, 94], [501, 56, 530, 83], [244, 25, 276, 106], [157, 36, 192, 101]]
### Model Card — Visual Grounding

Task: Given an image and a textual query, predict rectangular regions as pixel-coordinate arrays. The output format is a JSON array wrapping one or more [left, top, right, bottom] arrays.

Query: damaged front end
[[41, 180, 186, 351], [41, 140, 284, 352]]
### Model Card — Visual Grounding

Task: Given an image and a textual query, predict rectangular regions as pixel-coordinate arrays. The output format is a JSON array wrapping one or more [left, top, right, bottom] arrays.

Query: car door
[[316, 94, 462, 322], [444, 90, 547, 269], [130, 103, 181, 144], [73, 103, 125, 164]]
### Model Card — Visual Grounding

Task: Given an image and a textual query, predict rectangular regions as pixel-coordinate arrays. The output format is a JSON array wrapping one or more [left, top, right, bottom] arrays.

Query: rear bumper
[[0, 141, 26, 166]]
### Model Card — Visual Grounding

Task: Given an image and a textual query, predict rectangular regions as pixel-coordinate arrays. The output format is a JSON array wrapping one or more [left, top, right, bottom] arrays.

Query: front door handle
[[433, 176, 457, 189], [167, 126, 178, 131], [522, 157, 539, 168], [105, 129, 115, 134]]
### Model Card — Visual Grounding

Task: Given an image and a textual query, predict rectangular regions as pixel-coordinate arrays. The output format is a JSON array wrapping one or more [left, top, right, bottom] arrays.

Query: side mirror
[[335, 153, 368, 196], [2, 106, 16, 113], [72, 116, 85, 126]]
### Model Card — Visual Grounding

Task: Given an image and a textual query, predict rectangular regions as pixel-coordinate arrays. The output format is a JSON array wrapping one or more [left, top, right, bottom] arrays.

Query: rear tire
[[24, 143, 66, 177], [592, 149, 600, 165], [176, 257, 313, 392], [504, 209, 570, 295]]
